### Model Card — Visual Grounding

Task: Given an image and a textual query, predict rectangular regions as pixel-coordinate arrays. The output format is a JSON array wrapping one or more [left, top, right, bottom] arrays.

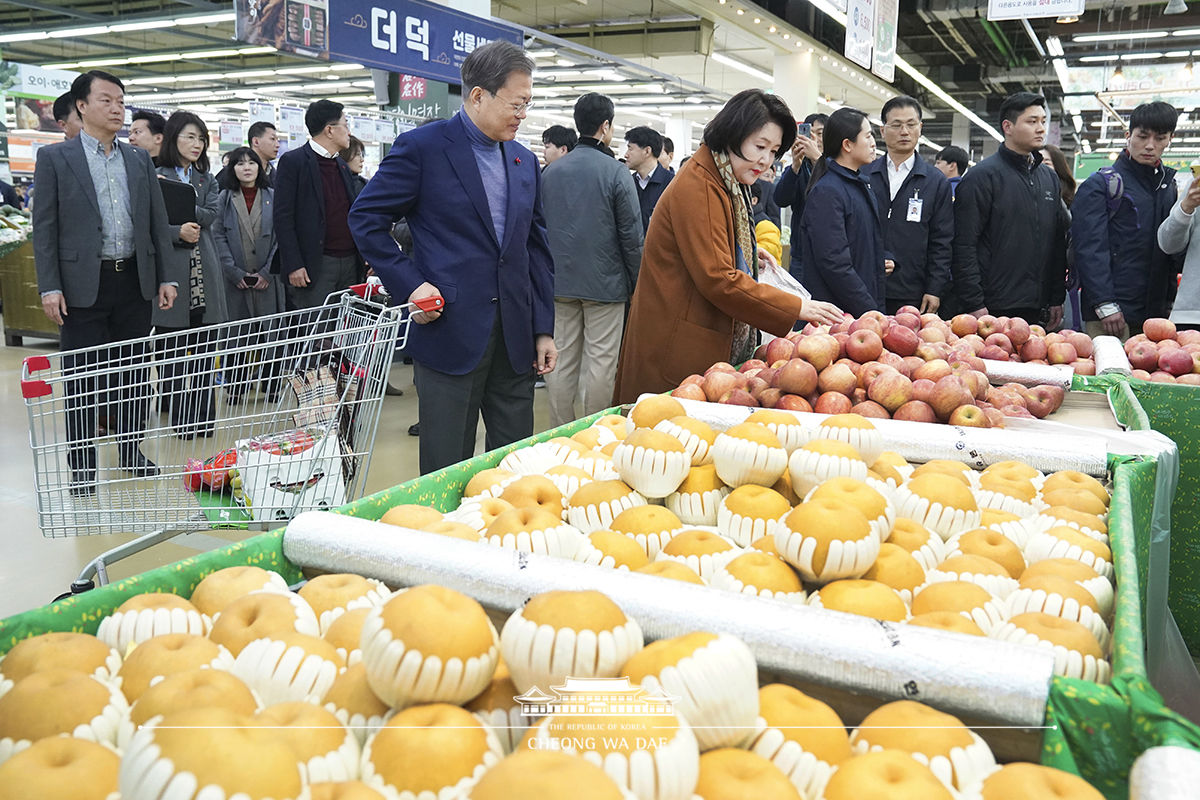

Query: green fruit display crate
[[2, 400, 1200, 799]]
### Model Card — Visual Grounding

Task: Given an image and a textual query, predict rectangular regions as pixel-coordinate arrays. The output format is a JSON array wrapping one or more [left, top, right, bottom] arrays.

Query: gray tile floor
[[0, 333, 552, 618]]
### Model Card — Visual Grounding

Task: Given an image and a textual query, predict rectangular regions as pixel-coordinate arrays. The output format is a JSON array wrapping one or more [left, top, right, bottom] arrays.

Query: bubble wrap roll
[[982, 359, 1074, 389], [1093, 335, 1132, 375], [283, 512, 1054, 727], [1129, 746, 1200, 799], [658, 396, 1109, 476]]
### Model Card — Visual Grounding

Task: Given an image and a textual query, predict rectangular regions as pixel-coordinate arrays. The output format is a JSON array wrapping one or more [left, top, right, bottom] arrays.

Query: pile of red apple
[[669, 307, 1075, 427], [1122, 318, 1200, 385]]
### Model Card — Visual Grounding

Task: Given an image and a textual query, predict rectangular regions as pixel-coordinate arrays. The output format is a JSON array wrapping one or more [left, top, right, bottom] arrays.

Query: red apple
[[951, 314, 979, 337], [848, 316, 885, 338], [746, 376, 770, 399], [1023, 384, 1065, 418], [961, 369, 990, 400], [835, 358, 862, 376], [1157, 339, 1181, 354], [913, 359, 953, 383], [1020, 338, 1048, 362], [1045, 333, 1065, 346], [1144, 317, 1177, 342], [1150, 371, 1177, 383], [721, 389, 759, 406], [815, 391, 853, 415], [878, 351, 906, 370], [929, 374, 974, 421], [832, 332, 851, 359], [671, 383, 706, 401], [796, 334, 841, 371], [862, 310, 889, 326], [1127, 343, 1159, 372], [847, 329, 885, 363], [777, 358, 819, 396], [758, 388, 784, 408], [858, 362, 897, 390], [984, 333, 1014, 355], [949, 404, 990, 428], [851, 400, 891, 419], [850, 387, 868, 405], [775, 394, 814, 413], [980, 345, 1012, 362], [1159, 347, 1195, 377], [1071, 359, 1097, 376], [911, 378, 936, 405], [1131, 369, 1152, 381], [1000, 404, 1035, 419], [950, 353, 987, 373], [1177, 330, 1200, 346], [759, 367, 780, 387], [867, 370, 914, 412], [894, 312, 921, 331], [702, 371, 741, 402], [976, 315, 1000, 338], [893, 400, 938, 423], [818, 363, 858, 396], [681, 374, 704, 386], [901, 356, 925, 377], [919, 313, 942, 328], [740, 358, 767, 373], [753, 343, 769, 361], [918, 326, 948, 344], [829, 313, 854, 335], [1176, 373, 1200, 386], [1064, 331, 1093, 358], [1006, 318, 1032, 347], [1047, 342, 1078, 365], [960, 334, 985, 355], [763, 338, 795, 366], [897, 304, 921, 317], [982, 407, 1006, 428], [915, 343, 943, 362], [882, 323, 921, 357]]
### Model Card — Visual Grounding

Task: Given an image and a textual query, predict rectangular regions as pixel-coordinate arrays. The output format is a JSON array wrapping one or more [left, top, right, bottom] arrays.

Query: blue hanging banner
[[329, 0, 523, 84]]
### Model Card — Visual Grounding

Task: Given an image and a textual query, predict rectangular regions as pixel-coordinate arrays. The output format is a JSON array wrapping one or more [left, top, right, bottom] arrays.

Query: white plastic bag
[[757, 260, 811, 347]]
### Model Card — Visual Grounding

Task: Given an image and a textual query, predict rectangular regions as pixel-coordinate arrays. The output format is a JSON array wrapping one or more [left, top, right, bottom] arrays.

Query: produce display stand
[[3, 403, 1200, 799]]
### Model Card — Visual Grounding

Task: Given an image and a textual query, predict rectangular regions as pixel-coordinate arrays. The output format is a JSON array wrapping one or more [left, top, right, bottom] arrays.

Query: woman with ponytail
[[799, 107, 888, 315], [614, 89, 843, 403]]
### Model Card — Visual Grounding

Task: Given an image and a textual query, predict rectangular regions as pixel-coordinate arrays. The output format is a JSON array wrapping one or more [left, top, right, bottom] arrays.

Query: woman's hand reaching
[[798, 299, 844, 327]]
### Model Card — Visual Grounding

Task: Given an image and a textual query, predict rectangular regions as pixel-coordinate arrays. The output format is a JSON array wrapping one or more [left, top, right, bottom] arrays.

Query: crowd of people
[[22, 40, 1200, 491]]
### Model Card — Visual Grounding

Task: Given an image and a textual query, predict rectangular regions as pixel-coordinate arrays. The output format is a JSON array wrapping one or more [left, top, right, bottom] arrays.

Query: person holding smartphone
[[1157, 163, 1200, 330], [773, 113, 826, 283], [1072, 102, 1180, 339]]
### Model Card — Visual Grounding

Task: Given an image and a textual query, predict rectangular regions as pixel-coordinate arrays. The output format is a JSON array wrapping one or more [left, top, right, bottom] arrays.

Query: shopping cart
[[20, 282, 443, 594]]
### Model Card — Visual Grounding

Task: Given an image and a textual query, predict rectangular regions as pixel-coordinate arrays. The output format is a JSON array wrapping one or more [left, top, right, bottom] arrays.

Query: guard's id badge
[[906, 196, 923, 222]]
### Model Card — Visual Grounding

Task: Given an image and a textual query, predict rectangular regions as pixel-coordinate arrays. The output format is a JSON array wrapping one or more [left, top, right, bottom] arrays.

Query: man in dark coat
[[622, 125, 673, 232], [951, 92, 1069, 327], [1072, 101, 1180, 339], [773, 113, 826, 282], [862, 96, 954, 315]]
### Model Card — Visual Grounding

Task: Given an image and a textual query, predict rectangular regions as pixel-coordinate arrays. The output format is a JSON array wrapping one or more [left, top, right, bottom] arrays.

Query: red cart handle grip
[[413, 296, 445, 312]]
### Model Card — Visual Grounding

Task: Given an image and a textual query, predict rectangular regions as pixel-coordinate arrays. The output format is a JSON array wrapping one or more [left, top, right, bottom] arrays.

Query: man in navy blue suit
[[350, 41, 557, 475]]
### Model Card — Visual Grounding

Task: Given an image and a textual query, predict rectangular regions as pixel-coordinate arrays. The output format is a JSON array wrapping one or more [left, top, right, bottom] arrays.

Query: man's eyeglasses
[[883, 121, 921, 132], [490, 92, 534, 115]]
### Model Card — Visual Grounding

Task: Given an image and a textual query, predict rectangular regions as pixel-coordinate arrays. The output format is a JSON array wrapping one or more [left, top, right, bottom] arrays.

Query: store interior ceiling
[[2, 0, 1199, 157]]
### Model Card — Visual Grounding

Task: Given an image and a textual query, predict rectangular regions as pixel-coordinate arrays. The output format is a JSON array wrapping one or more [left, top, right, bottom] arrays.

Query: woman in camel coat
[[614, 90, 842, 404]]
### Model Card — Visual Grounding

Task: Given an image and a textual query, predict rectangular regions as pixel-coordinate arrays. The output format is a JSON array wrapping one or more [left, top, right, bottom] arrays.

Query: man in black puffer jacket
[[952, 92, 1069, 327]]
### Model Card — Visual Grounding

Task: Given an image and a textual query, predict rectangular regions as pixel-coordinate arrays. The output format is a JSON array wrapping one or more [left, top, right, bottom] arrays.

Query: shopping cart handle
[[413, 296, 445, 313], [21, 355, 52, 399], [349, 278, 389, 300]]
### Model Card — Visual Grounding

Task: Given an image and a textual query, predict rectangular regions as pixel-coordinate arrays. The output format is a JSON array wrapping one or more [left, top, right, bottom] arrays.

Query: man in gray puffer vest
[[541, 92, 643, 427]]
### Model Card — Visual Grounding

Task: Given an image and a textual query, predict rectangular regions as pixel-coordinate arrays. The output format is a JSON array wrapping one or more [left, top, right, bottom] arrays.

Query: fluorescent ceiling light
[[3, 11, 234, 44], [187, 49, 242, 59], [1072, 114, 1084, 133], [526, 49, 556, 59], [1080, 55, 1120, 62], [711, 52, 773, 82], [1073, 31, 1168, 43], [1122, 53, 1164, 60], [276, 66, 329, 75], [128, 53, 182, 64], [1172, 28, 1200, 36], [1045, 35, 1065, 57], [331, 63, 365, 71]]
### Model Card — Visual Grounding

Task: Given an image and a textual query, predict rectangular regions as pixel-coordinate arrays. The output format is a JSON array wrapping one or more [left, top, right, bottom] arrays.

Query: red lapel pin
[[514, 157, 521, 165]]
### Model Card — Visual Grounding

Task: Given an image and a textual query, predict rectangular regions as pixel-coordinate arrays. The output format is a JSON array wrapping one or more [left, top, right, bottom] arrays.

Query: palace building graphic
[[514, 677, 678, 717]]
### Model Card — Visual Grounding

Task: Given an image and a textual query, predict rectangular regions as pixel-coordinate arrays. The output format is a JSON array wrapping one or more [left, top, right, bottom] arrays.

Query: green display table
[[2, 404, 1199, 799]]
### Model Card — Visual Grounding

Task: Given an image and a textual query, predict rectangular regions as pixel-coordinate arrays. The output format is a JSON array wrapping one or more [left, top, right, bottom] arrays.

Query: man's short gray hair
[[460, 40, 533, 96]]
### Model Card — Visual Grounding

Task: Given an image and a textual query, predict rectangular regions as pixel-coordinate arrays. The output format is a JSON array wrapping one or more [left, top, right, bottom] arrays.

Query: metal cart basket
[[19, 284, 441, 589]]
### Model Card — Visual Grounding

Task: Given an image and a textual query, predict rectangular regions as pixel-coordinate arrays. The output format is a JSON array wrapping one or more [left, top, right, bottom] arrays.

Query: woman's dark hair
[[703, 89, 796, 160], [160, 110, 210, 173], [218, 147, 268, 191], [1042, 144, 1076, 208], [339, 135, 365, 162], [806, 107, 870, 197]]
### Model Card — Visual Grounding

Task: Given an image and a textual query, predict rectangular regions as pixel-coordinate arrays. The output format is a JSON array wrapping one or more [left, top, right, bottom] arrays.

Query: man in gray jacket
[[541, 93, 643, 427], [34, 70, 181, 493]]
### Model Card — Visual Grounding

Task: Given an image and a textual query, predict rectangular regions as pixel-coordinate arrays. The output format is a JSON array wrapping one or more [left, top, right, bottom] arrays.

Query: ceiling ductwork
[[541, 18, 715, 59]]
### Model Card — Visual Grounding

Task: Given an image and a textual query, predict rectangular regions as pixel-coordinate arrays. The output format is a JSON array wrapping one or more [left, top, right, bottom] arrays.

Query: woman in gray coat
[[154, 111, 227, 437], [211, 147, 283, 404], [1158, 176, 1200, 328]]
